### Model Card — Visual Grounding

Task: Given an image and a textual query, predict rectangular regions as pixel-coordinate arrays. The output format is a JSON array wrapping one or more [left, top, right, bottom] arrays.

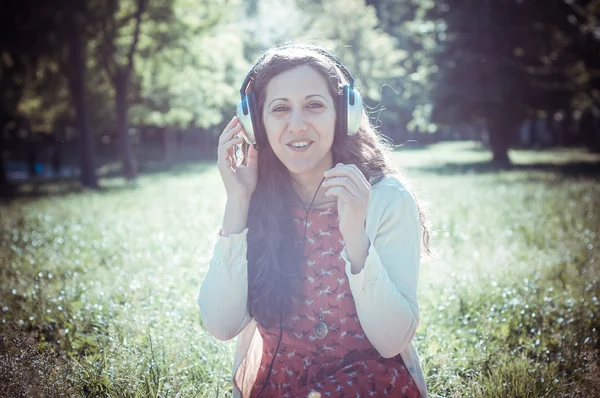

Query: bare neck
[[287, 149, 338, 209]]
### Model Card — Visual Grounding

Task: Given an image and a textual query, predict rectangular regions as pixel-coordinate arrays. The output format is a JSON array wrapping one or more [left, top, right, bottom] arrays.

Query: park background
[[0, 0, 599, 396]]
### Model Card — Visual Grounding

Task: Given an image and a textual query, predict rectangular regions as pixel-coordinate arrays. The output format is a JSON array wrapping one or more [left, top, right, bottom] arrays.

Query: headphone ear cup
[[236, 96, 256, 145], [347, 88, 362, 136], [338, 85, 349, 137], [248, 91, 261, 144]]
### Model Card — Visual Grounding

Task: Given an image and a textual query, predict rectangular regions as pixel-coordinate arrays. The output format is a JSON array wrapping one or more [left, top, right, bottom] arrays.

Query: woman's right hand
[[216, 116, 259, 202]]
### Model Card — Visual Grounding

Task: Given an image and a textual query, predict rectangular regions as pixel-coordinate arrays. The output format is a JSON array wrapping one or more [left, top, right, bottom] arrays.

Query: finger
[[324, 163, 355, 178], [324, 186, 355, 202], [219, 121, 243, 145], [218, 136, 244, 164], [324, 165, 361, 191], [321, 176, 359, 196], [346, 164, 371, 190], [219, 116, 238, 139], [225, 115, 238, 129], [246, 144, 259, 169], [219, 126, 242, 148], [221, 135, 244, 153], [219, 132, 243, 162], [324, 163, 369, 191]]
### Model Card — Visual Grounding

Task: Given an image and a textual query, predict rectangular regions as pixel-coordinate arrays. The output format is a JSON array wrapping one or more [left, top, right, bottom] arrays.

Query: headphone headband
[[239, 46, 355, 99], [236, 44, 363, 146]]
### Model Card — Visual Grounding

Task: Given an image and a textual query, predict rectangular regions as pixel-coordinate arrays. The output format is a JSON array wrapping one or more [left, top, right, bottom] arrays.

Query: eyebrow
[[267, 94, 328, 109]]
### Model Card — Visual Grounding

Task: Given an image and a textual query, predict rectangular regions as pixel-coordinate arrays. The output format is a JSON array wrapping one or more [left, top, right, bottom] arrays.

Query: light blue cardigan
[[198, 175, 428, 398]]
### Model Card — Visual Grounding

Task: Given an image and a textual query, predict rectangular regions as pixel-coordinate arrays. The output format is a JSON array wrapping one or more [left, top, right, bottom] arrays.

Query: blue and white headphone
[[235, 46, 363, 146]]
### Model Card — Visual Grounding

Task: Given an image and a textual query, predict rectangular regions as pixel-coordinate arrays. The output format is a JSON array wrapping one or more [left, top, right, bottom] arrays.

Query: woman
[[198, 44, 430, 398]]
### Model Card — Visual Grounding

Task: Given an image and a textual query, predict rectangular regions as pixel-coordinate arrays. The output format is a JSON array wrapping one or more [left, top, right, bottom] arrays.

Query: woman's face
[[262, 65, 336, 179]]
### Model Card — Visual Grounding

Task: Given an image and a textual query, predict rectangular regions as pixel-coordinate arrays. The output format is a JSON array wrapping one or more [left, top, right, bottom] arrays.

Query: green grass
[[1, 141, 599, 397]]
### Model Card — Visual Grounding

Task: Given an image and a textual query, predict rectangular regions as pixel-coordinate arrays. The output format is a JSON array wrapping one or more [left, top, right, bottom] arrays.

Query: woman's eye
[[272, 106, 288, 112], [307, 102, 323, 109]]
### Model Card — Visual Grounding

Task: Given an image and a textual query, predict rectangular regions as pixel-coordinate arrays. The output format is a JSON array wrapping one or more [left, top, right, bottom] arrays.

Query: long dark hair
[[239, 44, 431, 328]]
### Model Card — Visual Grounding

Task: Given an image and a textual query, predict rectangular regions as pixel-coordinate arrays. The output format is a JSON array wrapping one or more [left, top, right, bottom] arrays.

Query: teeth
[[291, 141, 310, 148]]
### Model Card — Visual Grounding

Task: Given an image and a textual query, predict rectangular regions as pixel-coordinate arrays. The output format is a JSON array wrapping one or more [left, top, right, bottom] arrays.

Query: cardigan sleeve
[[341, 185, 421, 358], [197, 228, 252, 341]]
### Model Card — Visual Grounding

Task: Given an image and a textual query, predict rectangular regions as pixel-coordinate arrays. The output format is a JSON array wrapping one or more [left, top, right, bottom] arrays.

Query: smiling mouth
[[287, 141, 313, 149]]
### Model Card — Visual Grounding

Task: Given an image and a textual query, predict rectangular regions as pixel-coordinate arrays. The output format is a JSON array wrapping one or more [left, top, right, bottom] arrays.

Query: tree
[[403, 0, 586, 162], [363, 0, 431, 142], [0, 0, 101, 191], [0, 43, 27, 195], [539, 0, 600, 149], [293, 0, 408, 140], [130, 0, 243, 129], [0, 0, 49, 194], [413, 0, 544, 162], [67, 2, 100, 188], [95, 0, 232, 178], [131, 31, 248, 129], [95, 0, 157, 180], [402, 0, 600, 159]]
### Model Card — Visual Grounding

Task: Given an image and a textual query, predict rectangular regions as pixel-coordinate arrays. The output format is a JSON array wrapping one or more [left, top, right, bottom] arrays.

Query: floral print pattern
[[251, 204, 419, 398]]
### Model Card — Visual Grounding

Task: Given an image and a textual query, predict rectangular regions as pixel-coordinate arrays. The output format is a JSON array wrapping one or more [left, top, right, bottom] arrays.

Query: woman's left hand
[[322, 163, 371, 248]]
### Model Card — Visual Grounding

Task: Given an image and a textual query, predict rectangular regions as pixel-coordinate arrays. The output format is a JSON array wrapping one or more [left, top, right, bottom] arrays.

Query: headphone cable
[[256, 151, 342, 397]]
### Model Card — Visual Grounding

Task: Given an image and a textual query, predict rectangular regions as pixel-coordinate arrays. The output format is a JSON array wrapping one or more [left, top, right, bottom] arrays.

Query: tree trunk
[[27, 139, 37, 178], [555, 108, 569, 147], [51, 135, 63, 176], [67, 7, 98, 189], [486, 117, 512, 164], [0, 134, 14, 197], [115, 69, 137, 180], [591, 113, 600, 153]]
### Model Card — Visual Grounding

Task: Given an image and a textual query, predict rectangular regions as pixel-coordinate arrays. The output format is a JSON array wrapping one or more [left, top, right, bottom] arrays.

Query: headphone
[[235, 45, 363, 147]]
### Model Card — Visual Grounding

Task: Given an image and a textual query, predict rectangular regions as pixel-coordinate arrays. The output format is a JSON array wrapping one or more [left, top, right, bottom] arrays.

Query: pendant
[[314, 321, 328, 339]]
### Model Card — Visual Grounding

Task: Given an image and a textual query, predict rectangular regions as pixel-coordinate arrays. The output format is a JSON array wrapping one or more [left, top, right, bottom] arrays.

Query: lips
[[287, 138, 314, 149], [287, 138, 314, 147]]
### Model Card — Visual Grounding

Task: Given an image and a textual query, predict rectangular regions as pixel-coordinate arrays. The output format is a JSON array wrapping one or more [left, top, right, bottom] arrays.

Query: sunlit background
[[1, 0, 599, 397]]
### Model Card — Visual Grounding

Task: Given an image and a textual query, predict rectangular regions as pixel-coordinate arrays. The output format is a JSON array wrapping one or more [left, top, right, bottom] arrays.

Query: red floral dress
[[250, 203, 420, 397]]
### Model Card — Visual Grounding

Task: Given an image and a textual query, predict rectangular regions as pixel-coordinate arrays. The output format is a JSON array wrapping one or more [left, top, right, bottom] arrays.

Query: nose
[[288, 108, 307, 134]]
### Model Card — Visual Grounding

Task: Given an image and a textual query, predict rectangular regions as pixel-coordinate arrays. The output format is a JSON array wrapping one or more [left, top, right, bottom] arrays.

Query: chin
[[285, 161, 319, 176], [277, 148, 332, 176]]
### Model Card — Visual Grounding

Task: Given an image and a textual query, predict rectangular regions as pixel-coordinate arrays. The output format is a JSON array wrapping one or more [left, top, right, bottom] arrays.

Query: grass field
[[1, 141, 599, 397]]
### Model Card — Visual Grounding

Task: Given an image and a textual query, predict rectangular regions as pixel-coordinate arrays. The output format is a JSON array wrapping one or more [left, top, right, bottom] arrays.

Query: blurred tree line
[[1, 0, 599, 194]]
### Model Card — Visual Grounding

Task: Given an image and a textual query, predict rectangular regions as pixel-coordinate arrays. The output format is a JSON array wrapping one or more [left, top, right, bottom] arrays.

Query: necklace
[[313, 211, 331, 340], [301, 204, 329, 340], [298, 175, 330, 340], [314, 293, 328, 339]]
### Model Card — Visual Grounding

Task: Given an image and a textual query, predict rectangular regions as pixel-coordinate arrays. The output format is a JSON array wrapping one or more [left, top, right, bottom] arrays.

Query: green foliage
[[4, 0, 599, 157], [242, 0, 309, 53], [239, 0, 409, 127], [533, 1, 600, 116], [298, 0, 406, 103], [132, 29, 249, 129], [0, 0, 73, 131], [16, 61, 72, 132], [399, 0, 600, 138], [288, 0, 411, 140], [1, 143, 599, 396], [128, 0, 245, 129]]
